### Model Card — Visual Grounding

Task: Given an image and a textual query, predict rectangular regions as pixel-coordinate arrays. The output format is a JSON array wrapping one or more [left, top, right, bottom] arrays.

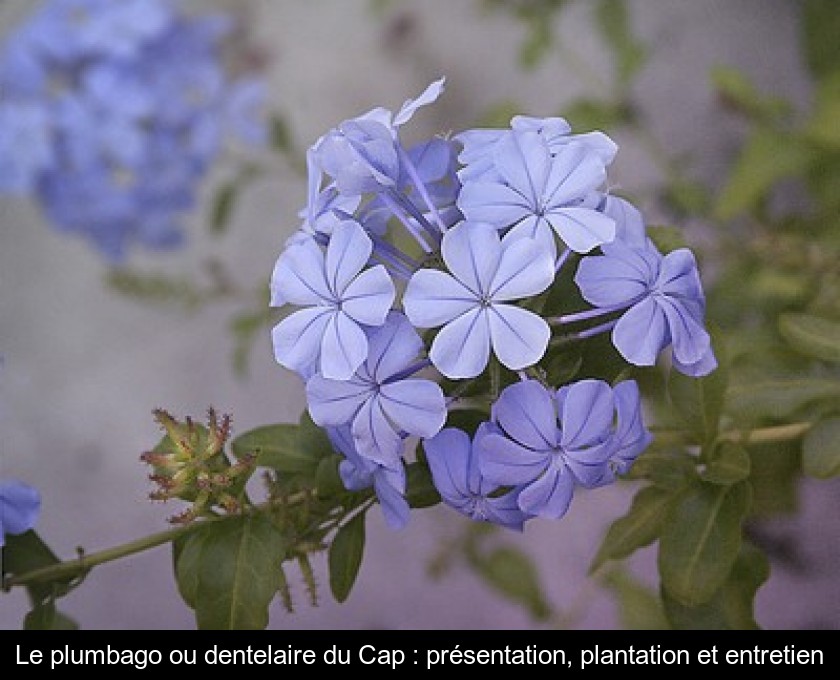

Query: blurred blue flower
[[270, 221, 395, 380], [403, 221, 554, 379], [0, 480, 41, 547], [574, 240, 717, 376], [328, 426, 410, 530], [477, 378, 648, 519], [0, 0, 267, 262], [306, 312, 446, 468], [457, 129, 616, 257], [423, 426, 530, 531]]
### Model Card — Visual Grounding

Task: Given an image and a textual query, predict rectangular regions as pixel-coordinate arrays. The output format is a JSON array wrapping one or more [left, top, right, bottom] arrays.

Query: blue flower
[[0, 480, 41, 547], [271, 220, 395, 380], [477, 378, 648, 519], [328, 426, 410, 530], [306, 312, 446, 468], [457, 129, 616, 257], [0, 102, 54, 193], [403, 221, 555, 379], [423, 426, 530, 531], [574, 240, 717, 376]]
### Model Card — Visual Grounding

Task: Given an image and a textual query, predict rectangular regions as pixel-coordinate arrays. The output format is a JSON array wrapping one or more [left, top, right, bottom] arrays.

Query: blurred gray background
[[2, 0, 838, 629]]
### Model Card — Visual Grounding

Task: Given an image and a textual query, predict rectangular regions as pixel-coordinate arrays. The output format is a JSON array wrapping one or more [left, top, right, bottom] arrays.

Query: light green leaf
[[405, 461, 441, 509], [590, 485, 675, 574], [802, 417, 840, 478], [595, 0, 648, 86], [779, 312, 840, 363], [710, 65, 789, 121], [328, 511, 366, 603], [658, 481, 752, 606], [471, 546, 551, 621], [623, 447, 697, 490], [727, 378, 840, 423], [602, 568, 669, 630], [715, 129, 811, 220], [701, 442, 751, 485], [183, 514, 285, 630], [210, 182, 238, 235], [231, 413, 332, 474]]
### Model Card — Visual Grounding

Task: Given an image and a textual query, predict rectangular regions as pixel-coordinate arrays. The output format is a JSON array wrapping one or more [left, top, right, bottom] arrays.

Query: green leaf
[[701, 442, 751, 485], [779, 312, 840, 363], [645, 225, 687, 254], [315, 454, 346, 498], [23, 601, 79, 630], [803, 0, 840, 78], [177, 515, 285, 630], [595, 0, 648, 85], [269, 114, 293, 155], [748, 440, 801, 517], [2, 530, 77, 606], [470, 546, 551, 621], [802, 417, 840, 478], [658, 481, 752, 606], [601, 568, 669, 630], [715, 129, 811, 220], [562, 98, 632, 132], [624, 447, 697, 489], [328, 511, 366, 603], [727, 377, 840, 423], [590, 485, 675, 574], [231, 412, 333, 474], [405, 461, 441, 509], [710, 65, 789, 121], [662, 542, 769, 630], [210, 181, 238, 235], [668, 326, 728, 444]]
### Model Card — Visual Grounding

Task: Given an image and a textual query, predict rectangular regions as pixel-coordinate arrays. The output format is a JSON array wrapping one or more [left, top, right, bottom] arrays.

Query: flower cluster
[[270, 78, 715, 530], [0, 480, 41, 546], [0, 0, 266, 262]]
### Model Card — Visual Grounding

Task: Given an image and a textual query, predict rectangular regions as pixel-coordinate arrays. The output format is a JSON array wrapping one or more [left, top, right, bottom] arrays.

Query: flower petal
[[272, 307, 332, 375], [380, 379, 446, 438], [517, 464, 575, 519], [457, 180, 532, 228], [351, 397, 403, 468], [306, 374, 372, 427], [544, 143, 607, 206], [441, 221, 502, 297], [341, 264, 395, 326], [270, 235, 331, 306], [492, 379, 559, 450], [575, 246, 654, 307], [493, 129, 550, 204], [403, 268, 476, 328], [490, 236, 554, 301], [424, 427, 472, 500], [325, 219, 373, 296], [659, 296, 711, 366], [488, 304, 550, 370], [546, 206, 615, 253], [0, 481, 40, 541], [612, 297, 669, 366], [429, 307, 491, 379], [477, 427, 550, 487], [319, 310, 368, 380], [366, 312, 424, 382]]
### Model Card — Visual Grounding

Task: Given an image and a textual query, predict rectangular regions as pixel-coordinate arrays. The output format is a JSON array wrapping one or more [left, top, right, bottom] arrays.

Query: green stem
[[651, 421, 813, 447]]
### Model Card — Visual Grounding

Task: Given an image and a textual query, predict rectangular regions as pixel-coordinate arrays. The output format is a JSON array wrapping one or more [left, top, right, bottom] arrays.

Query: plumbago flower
[[269, 78, 716, 531], [0, 0, 267, 262], [0, 480, 41, 547]]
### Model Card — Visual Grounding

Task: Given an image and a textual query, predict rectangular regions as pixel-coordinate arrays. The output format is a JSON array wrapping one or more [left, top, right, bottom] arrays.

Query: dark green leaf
[[23, 601, 78, 630], [269, 114, 293, 155], [701, 442, 751, 485], [470, 546, 551, 621], [191, 514, 286, 630], [210, 182, 238, 235], [328, 511, 366, 603], [173, 526, 207, 610], [662, 542, 769, 630], [624, 447, 697, 489], [405, 461, 441, 509], [316, 454, 346, 498], [562, 98, 631, 131], [803, 0, 840, 78], [645, 225, 687, 254], [2, 530, 77, 605], [231, 414, 333, 474], [668, 325, 728, 444], [748, 440, 801, 517], [590, 485, 675, 573], [658, 481, 752, 606], [779, 312, 840, 364], [802, 417, 840, 478]]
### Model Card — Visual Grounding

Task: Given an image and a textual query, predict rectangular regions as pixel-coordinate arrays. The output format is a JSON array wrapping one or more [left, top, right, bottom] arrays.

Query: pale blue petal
[[546, 206, 615, 253], [270, 236, 331, 305], [319, 310, 368, 380], [658, 248, 704, 300], [517, 465, 575, 519], [494, 130, 550, 204], [0, 481, 41, 542], [490, 237, 555, 301], [559, 379, 615, 452], [373, 473, 410, 529], [380, 379, 446, 438], [306, 374, 372, 427], [672, 345, 718, 377], [393, 76, 446, 127], [501, 219, 558, 261], [575, 248, 652, 307], [477, 430, 550, 487], [488, 304, 550, 370], [424, 428, 472, 500], [659, 297, 711, 366], [441, 221, 502, 296], [341, 264, 395, 326], [561, 131, 618, 165], [429, 307, 491, 379], [601, 194, 647, 247], [612, 297, 669, 366], [544, 144, 607, 206], [325, 220, 373, 295], [403, 268, 477, 328], [491, 380, 558, 450], [352, 397, 404, 468], [457, 181, 532, 227], [272, 307, 331, 374], [366, 312, 423, 382]]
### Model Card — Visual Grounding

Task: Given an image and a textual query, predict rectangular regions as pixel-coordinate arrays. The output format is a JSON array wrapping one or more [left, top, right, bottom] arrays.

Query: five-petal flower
[[0, 480, 41, 547], [403, 221, 555, 379]]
